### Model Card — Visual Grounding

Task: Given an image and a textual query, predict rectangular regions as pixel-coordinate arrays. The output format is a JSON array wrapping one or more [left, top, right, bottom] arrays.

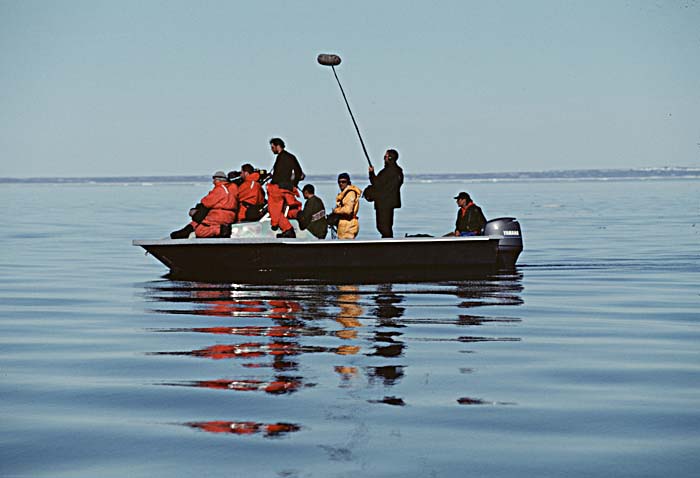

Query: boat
[[135, 55, 524, 283], [133, 217, 523, 283]]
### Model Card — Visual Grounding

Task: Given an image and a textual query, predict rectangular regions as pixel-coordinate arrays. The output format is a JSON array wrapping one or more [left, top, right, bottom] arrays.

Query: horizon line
[[1, 165, 699, 181]]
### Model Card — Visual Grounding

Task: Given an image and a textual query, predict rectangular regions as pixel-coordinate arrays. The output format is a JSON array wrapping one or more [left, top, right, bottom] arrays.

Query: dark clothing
[[456, 203, 487, 235], [375, 207, 395, 239], [369, 162, 403, 210], [270, 150, 303, 191], [298, 195, 328, 239], [369, 162, 404, 237]]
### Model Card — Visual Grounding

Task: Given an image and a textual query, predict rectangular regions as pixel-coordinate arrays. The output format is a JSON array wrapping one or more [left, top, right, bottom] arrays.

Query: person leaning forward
[[236, 163, 266, 222], [267, 137, 304, 238], [332, 172, 362, 239], [368, 149, 404, 238], [454, 191, 486, 236], [297, 184, 328, 239]]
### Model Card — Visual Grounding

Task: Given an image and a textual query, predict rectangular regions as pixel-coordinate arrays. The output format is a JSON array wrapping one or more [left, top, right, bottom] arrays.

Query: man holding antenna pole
[[368, 149, 403, 238], [317, 53, 404, 238]]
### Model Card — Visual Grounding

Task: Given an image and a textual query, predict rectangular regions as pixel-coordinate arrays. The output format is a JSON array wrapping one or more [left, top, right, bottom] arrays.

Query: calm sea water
[[1, 177, 698, 477]]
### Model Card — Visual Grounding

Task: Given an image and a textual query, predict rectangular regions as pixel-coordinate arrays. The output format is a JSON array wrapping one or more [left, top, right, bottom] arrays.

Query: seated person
[[170, 171, 237, 239], [286, 186, 303, 220], [236, 164, 266, 222], [453, 191, 486, 236], [297, 184, 328, 239]]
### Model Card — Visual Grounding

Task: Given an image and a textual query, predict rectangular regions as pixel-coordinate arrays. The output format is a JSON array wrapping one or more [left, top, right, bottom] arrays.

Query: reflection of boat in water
[[133, 217, 523, 282], [144, 274, 525, 435]]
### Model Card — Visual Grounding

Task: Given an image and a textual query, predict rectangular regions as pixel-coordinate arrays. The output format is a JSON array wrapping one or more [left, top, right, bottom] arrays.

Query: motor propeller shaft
[[317, 54, 341, 66]]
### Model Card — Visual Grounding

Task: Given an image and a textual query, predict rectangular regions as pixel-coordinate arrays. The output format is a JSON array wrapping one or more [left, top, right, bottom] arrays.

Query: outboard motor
[[483, 217, 523, 268]]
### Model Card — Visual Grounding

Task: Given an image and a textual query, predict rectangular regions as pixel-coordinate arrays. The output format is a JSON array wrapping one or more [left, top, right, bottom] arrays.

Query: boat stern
[[484, 217, 523, 268]]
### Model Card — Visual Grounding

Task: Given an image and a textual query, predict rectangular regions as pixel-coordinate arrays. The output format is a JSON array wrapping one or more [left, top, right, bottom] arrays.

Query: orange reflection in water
[[147, 278, 525, 430], [187, 420, 301, 437], [158, 341, 359, 361], [190, 326, 301, 337], [159, 288, 307, 319], [184, 341, 307, 359], [335, 285, 363, 336], [192, 377, 301, 394]]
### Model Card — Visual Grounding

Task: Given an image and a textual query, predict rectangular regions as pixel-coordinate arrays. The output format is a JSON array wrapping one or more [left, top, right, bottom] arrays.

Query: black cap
[[454, 191, 471, 201], [337, 172, 351, 182]]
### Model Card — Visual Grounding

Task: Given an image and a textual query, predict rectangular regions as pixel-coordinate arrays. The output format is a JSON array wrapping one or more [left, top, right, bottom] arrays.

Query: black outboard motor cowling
[[483, 217, 523, 268]]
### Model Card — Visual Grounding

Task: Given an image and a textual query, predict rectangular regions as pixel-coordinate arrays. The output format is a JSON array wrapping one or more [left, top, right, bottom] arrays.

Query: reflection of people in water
[[369, 284, 406, 358], [168, 288, 268, 317], [366, 284, 407, 397], [187, 420, 300, 437], [368, 365, 405, 387], [335, 366, 359, 387], [332, 285, 363, 384], [187, 325, 326, 338], [372, 283, 406, 327], [157, 341, 361, 361], [335, 285, 363, 340], [190, 377, 301, 394], [148, 275, 525, 415], [164, 289, 306, 319]]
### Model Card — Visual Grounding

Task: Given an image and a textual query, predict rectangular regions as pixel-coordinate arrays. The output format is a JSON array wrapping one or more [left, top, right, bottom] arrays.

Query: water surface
[[1, 177, 698, 477]]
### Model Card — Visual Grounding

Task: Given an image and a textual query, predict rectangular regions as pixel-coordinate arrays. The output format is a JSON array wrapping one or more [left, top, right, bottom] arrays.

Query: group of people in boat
[[170, 137, 486, 240]]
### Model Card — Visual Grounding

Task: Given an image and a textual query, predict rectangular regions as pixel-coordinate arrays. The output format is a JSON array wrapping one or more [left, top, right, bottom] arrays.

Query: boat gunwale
[[133, 235, 497, 247]]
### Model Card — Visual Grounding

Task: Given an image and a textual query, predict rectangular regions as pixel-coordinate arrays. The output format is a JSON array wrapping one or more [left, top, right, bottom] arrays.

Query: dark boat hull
[[134, 235, 517, 283]]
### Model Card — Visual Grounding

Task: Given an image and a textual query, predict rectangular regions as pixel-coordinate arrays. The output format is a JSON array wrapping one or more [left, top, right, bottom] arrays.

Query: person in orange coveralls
[[193, 171, 238, 238], [267, 138, 304, 238], [236, 163, 266, 222], [170, 171, 237, 239]]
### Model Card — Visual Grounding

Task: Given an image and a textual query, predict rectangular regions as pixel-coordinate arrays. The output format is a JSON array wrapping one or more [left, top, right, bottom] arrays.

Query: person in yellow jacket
[[332, 172, 362, 239]]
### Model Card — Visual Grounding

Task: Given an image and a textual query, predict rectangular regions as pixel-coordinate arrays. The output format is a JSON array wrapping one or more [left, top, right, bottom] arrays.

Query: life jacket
[[201, 181, 238, 212], [225, 181, 239, 200], [334, 185, 362, 220], [460, 202, 475, 217], [199, 180, 237, 226], [457, 201, 486, 234], [237, 172, 266, 221], [239, 172, 265, 204], [334, 185, 362, 240]]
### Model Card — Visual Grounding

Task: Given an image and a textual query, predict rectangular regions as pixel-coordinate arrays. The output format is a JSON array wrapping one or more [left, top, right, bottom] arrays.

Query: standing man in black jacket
[[368, 149, 404, 238]]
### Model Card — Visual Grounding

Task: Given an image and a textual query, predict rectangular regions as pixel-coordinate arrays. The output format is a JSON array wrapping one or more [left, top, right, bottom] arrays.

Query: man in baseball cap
[[453, 192, 486, 236]]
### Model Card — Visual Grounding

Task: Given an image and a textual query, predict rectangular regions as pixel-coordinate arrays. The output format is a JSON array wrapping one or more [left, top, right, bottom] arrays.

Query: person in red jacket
[[170, 171, 237, 239], [226, 179, 239, 217], [237, 163, 266, 222], [192, 171, 238, 238]]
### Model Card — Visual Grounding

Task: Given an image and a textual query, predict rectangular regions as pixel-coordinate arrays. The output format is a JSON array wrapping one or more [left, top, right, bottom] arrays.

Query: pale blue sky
[[1, 0, 698, 177]]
